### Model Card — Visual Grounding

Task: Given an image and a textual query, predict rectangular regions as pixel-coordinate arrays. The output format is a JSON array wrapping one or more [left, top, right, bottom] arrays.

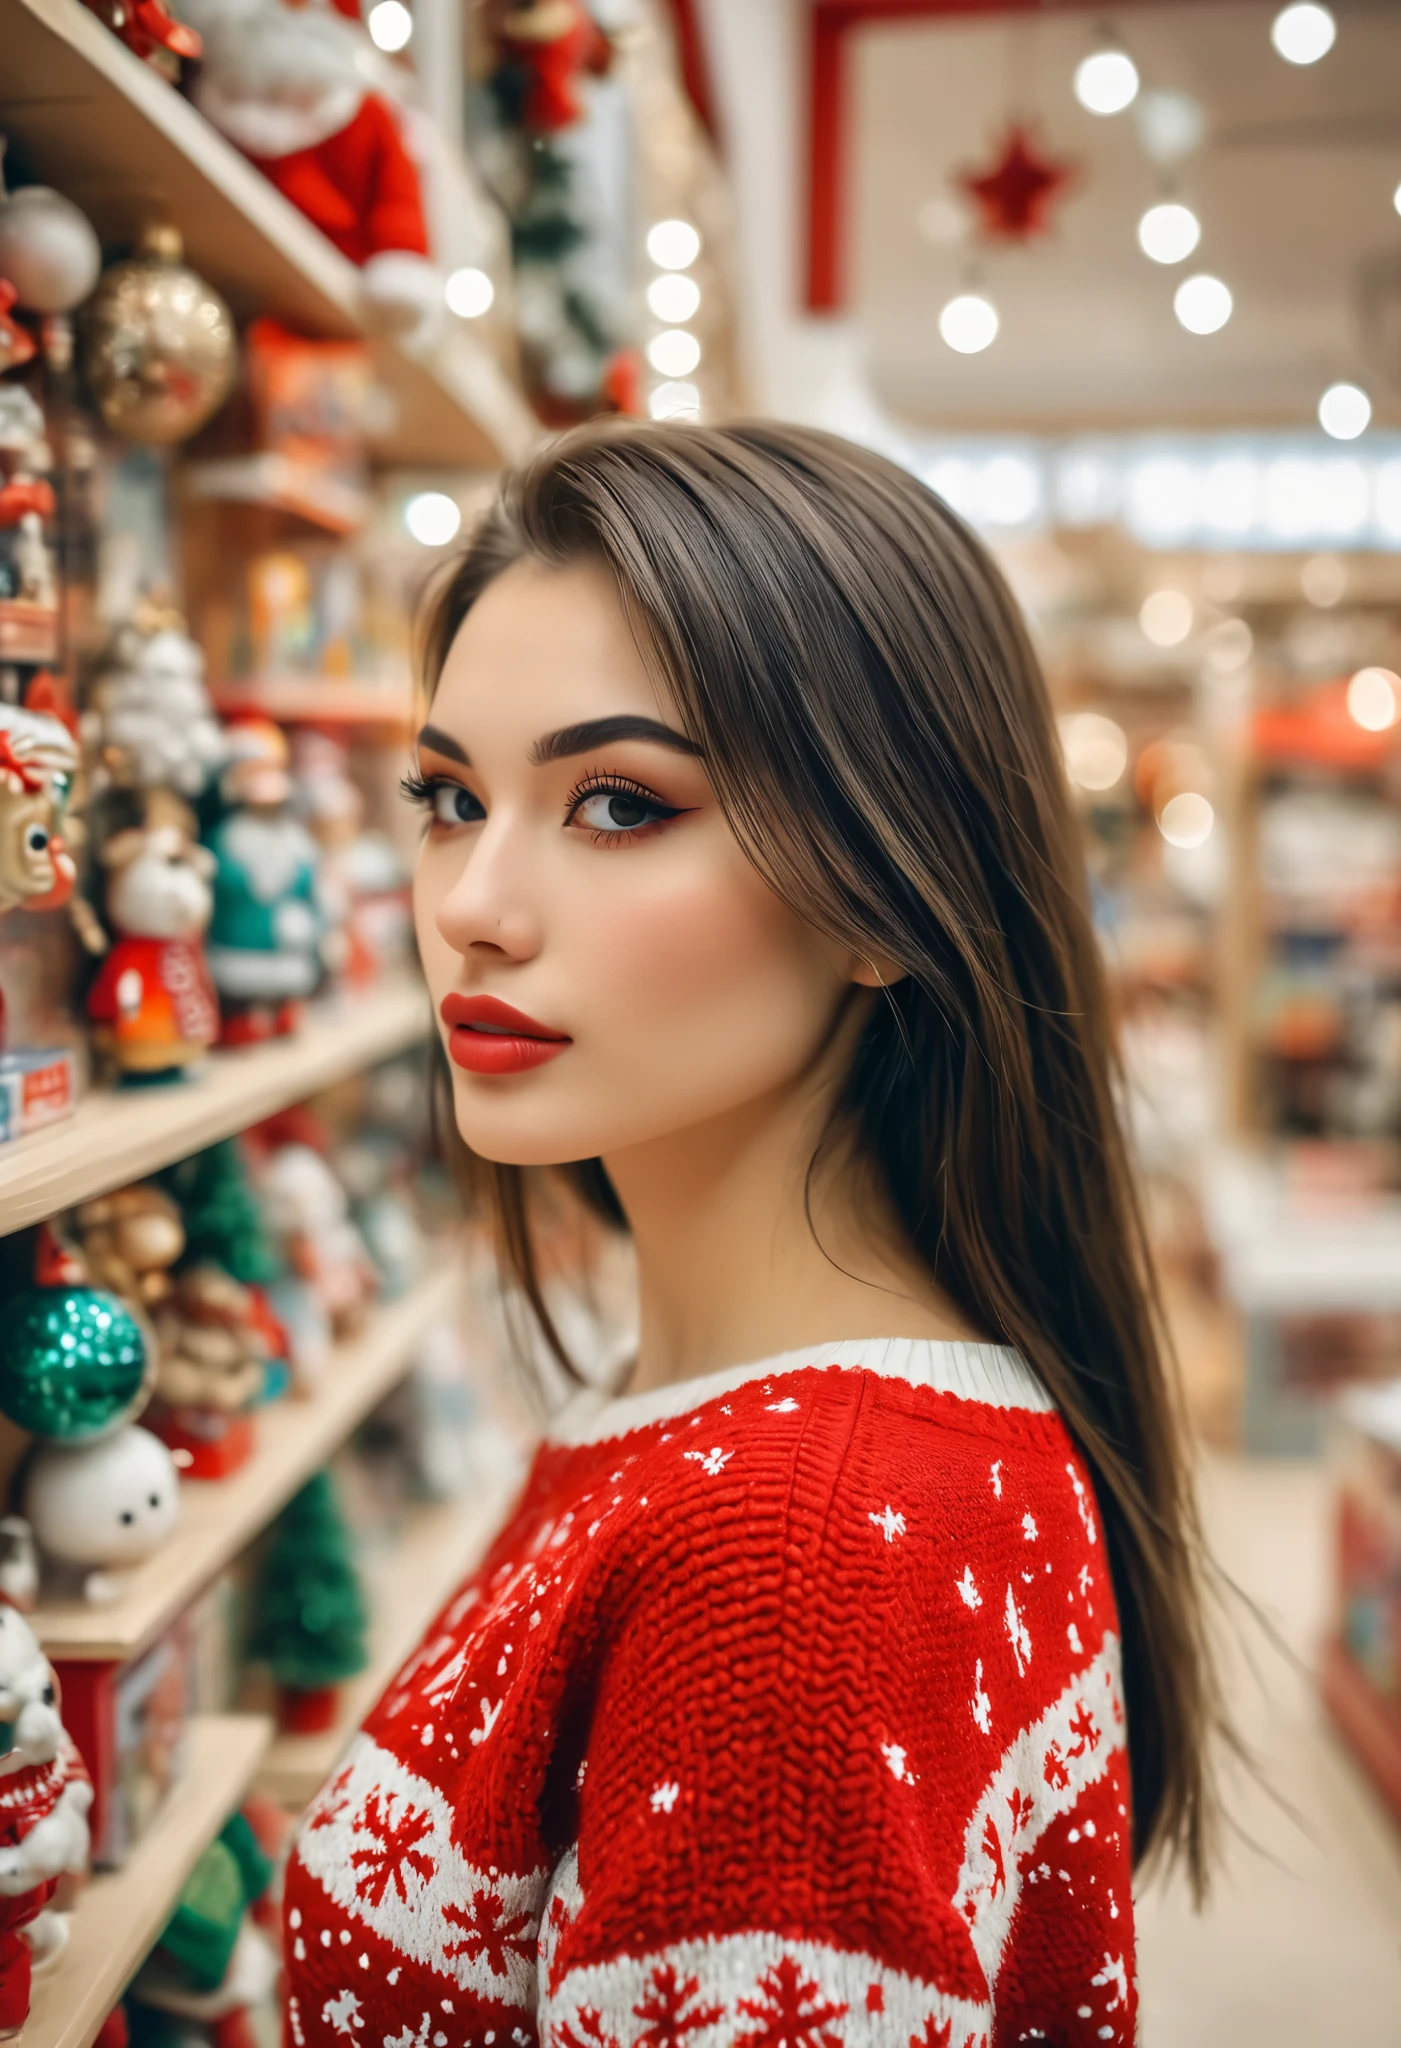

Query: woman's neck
[[603, 1064, 981, 1399]]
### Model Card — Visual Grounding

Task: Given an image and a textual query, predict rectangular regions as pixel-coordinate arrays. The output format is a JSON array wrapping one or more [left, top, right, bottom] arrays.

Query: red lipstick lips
[[440, 993, 571, 1076]]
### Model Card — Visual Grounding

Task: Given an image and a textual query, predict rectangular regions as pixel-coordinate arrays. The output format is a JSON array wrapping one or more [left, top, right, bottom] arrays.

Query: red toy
[[498, 0, 613, 133], [87, 796, 220, 1084]]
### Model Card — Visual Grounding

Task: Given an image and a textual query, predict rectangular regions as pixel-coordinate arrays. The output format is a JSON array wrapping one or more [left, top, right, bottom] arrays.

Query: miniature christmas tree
[[247, 1469, 368, 1731], [160, 1140, 280, 1285]]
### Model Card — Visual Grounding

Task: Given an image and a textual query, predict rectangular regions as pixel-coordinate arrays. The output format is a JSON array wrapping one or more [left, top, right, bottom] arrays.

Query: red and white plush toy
[[0, 1605, 92, 2040], [177, 0, 436, 332]]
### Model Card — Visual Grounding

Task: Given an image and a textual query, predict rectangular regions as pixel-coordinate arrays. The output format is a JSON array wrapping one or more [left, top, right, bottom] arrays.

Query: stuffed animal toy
[[85, 614, 227, 799], [23, 1427, 180, 1604], [177, 0, 437, 333], [87, 793, 220, 1083], [0, 1605, 92, 2038], [74, 1185, 186, 1310], [204, 721, 323, 1045]]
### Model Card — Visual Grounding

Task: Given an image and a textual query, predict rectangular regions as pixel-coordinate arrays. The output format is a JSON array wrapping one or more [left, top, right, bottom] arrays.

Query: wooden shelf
[[256, 1474, 516, 1808], [0, 974, 432, 1235], [33, 1261, 464, 1664], [210, 676, 414, 728], [0, 0, 539, 470], [22, 1714, 272, 2048]]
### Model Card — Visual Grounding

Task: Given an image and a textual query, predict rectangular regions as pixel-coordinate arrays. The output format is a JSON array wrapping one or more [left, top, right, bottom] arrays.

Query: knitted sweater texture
[[283, 1338, 1138, 2048]]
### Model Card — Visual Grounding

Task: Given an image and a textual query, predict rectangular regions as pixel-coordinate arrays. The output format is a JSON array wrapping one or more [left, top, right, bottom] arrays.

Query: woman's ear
[[850, 955, 908, 990]]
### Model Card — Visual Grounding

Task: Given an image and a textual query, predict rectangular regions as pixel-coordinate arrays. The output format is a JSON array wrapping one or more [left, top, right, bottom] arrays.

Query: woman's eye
[[572, 790, 662, 833], [431, 783, 484, 828]]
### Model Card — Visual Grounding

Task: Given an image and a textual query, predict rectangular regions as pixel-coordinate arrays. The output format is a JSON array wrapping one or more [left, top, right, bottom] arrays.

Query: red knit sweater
[[283, 1339, 1137, 2048]]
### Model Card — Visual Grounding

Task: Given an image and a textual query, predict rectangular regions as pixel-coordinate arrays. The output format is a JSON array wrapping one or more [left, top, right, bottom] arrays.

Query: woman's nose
[[433, 819, 543, 963]]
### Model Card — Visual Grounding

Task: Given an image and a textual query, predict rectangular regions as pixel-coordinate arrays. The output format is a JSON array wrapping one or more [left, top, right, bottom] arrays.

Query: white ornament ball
[[24, 1427, 179, 1569], [0, 188, 101, 316]]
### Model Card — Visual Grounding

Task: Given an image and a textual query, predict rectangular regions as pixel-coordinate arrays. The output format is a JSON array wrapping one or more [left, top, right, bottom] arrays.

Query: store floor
[[1136, 1451, 1401, 2044]]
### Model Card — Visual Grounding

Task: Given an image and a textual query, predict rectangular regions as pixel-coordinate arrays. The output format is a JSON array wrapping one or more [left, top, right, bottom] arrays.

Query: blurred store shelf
[[30, 1261, 463, 1663], [0, 974, 432, 1233], [209, 675, 415, 728], [0, 0, 538, 469], [256, 1470, 518, 1807], [22, 1714, 272, 2048]]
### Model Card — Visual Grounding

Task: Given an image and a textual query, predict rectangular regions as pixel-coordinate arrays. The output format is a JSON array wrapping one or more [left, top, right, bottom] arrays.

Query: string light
[[1158, 792, 1214, 848], [646, 274, 700, 323], [1270, 3, 1336, 64], [1137, 202, 1201, 265], [647, 330, 701, 377], [649, 381, 701, 421], [367, 0, 412, 51], [444, 268, 494, 318], [1140, 589, 1194, 646], [1174, 274, 1232, 334], [646, 220, 701, 270], [939, 293, 999, 354], [1060, 712, 1128, 792], [1073, 47, 1140, 116], [1347, 667, 1399, 732], [404, 492, 460, 546], [1318, 383, 1371, 441]]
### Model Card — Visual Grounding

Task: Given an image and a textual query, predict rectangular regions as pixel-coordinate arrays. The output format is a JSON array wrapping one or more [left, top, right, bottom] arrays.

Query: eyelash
[[399, 768, 684, 846]]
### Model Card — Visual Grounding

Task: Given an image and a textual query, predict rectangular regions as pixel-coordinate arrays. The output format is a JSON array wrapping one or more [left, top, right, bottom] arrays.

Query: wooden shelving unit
[[0, 0, 538, 470], [22, 1714, 271, 2048], [31, 1260, 464, 1664], [0, 975, 432, 1234], [256, 1473, 517, 1808], [209, 676, 415, 729]]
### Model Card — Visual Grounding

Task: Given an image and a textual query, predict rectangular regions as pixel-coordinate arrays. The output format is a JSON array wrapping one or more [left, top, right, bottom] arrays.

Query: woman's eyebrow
[[416, 723, 470, 764], [531, 715, 702, 764]]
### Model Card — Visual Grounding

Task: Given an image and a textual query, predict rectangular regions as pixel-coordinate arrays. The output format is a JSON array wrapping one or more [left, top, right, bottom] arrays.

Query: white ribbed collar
[[545, 1335, 1053, 1448]]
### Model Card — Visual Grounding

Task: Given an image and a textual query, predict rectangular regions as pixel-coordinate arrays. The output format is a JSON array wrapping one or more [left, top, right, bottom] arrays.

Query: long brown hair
[[420, 418, 1217, 1892]]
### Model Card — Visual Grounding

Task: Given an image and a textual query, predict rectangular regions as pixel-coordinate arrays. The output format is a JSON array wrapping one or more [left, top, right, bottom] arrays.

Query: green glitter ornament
[[0, 1287, 151, 1440]]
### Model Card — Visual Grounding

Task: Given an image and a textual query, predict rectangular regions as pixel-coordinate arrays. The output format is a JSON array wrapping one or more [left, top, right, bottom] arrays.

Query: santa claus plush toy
[[176, 0, 437, 333]]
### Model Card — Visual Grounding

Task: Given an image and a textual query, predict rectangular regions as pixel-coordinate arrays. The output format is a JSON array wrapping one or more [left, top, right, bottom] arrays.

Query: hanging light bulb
[[1347, 667, 1399, 732], [1174, 274, 1232, 334], [939, 293, 999, 354], [1074, 43, 1140, 117], [646, 274, 701, 323], [367, 0, 412, 51], [1137, 202, 1201, 265], [646, 220, 701, 270], [1318, 383, 1371, 440], [1271, 3, 1336, 64]]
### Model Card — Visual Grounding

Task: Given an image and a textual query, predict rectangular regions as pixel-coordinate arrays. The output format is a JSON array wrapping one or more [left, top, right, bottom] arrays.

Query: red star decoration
[[958, 123, 1077, 243]]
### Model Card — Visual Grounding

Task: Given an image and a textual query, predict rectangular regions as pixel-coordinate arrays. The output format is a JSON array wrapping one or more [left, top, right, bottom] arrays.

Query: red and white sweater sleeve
[[283, 1350, 1137, 2048]]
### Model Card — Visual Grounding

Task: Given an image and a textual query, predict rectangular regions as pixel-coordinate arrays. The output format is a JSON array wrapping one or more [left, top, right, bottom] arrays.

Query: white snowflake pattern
[[957, 1565, 982, 1609], [765, 1397, 800, 1413], [289, 1999, 305, 2048], [990, 1460, 1003, 1499], [683, 1446, 732, 1477], [650, 1780, 680, 1813], [869, 1505, 907, 1543], [324, 1992, 365, 2037], [880, 1742, 910, 1782], [1022, 1512, 1038, 1541], [1067, 1463, 1099, 1544], [1004, 1584, 1032, 1677], [1091, 1955, 1129, 2011], [1068, 1622, 1084, 1655], [469, 1696, 503, 1746], [382, 2018, 431, 2048], [971, 1659, 992, 1733], [1078, 1563, 1094, 1599]]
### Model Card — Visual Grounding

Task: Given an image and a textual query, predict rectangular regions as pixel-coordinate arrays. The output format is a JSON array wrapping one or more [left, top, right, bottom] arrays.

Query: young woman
[[283, 422, 1214, 2048]]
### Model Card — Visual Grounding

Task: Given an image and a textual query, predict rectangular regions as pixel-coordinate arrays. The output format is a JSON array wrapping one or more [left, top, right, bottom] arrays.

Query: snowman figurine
[[0, 1605, 92, 2039], [23, 1427, 180, 1605], [204, 720, 324, 1045]]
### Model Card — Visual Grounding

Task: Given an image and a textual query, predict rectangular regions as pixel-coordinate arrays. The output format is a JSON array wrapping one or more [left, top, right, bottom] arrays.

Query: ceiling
[[849, 1, 1401, 431]]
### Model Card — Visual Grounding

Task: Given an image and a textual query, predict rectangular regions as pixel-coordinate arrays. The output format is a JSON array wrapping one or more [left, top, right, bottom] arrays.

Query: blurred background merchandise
[[0, 0, 1399, 2043]]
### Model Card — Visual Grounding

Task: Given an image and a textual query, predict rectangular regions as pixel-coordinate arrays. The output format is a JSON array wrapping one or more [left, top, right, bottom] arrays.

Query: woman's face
[[411, 558, 870, 1169]]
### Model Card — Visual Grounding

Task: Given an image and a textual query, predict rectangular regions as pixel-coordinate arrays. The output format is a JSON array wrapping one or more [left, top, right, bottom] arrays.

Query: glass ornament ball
[[0, 1287, 151, 1440], [79, 223, 237, 444]]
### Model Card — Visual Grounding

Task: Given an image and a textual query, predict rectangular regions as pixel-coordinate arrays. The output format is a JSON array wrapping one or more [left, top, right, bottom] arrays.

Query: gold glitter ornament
[[80, 222, 237, 443]]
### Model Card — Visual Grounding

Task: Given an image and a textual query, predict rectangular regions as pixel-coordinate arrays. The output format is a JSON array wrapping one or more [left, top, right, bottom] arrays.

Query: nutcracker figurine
[[204, 721, 323, 1045]]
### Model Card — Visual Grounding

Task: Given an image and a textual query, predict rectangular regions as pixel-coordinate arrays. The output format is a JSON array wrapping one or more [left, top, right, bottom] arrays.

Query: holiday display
[[957, 122, 1078, 243], [0, 1281, 150, 1440], [247, 1469, 367, 1732], [0, 702, 79, 927], [205, 721, 324, 1044], [178, 0, 438, 334], [80, 224, 237, 444], [80, 0, 202, 71], [0, 387, 58, 650], [24, 1426, 179, 1603], [257, 1139, 375, 1341], [159, 1141, 294, 1398], [75, 1185, 186, 1310], [0, 180, 101, 321], [87, 793, 220, 1083], [86, 612, 227, 799], [0, 283, 35, 376], [0, 1606, 92, 2038], [149, 1267, 268, 1478], [130, 1811, 277, 2048]]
